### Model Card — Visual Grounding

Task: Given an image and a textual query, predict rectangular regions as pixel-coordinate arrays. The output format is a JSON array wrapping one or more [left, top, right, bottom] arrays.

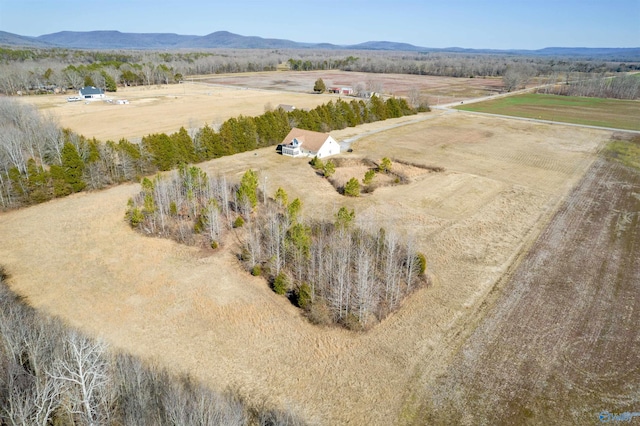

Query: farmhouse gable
[[281, 128, 340, 158]]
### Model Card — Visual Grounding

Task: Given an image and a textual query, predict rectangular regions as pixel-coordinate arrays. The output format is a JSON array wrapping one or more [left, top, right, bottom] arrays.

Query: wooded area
[[0, 267, 305, 425], [1, 46, 638, 96], [126, 167, 428, 330]]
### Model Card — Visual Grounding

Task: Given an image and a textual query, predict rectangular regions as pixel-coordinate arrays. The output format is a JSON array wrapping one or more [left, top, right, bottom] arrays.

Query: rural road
[[434, 81, 640, 134]]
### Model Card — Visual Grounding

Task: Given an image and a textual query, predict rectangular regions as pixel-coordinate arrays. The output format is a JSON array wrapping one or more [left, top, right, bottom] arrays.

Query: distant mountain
[[178, 31, 320, 49], [36, 31, 199, 49], [0, 31, 55, 48], [347, 41, 426, 51], [0, 30, 638, 60]]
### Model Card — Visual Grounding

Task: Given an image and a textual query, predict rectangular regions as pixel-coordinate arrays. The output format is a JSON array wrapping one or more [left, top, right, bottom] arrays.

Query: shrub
[[309, 156, 324, 170], [307, 300, 332, 326], [273, 272, 289, 295], [129, 207, 144, 227], [379, 157, 392, 173], [233, 216, 245, 228], [251, 265, 262, 276], [210, 240, 219, 249], [417, 252, 427, 275], [341, 312, 363, 331]]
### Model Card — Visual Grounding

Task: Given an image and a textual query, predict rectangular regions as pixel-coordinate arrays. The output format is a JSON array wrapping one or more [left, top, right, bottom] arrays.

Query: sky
[[0, 0, 638, 49]]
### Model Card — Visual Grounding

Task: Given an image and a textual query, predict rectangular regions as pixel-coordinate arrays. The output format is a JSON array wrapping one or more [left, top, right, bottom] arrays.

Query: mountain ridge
[[1, 30, 638, 59]]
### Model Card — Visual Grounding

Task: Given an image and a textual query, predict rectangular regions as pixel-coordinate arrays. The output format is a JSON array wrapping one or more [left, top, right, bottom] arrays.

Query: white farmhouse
[[79, 86, 105, 100], [281, 128, 340, 158]]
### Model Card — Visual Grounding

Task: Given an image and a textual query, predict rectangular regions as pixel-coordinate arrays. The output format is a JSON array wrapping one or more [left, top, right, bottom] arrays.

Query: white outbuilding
[[79, 86, 105, 100]]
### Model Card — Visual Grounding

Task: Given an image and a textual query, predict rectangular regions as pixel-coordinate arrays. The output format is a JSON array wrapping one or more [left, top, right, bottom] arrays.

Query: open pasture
[[456, 93, 640, 130], [16, 82, 336, 142], [0, 111, 612, 424]]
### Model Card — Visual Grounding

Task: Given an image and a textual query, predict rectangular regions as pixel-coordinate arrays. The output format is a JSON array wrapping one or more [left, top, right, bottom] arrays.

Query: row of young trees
[[0, 93, 417, 210], [0, 267, 305, 425], [127, 167, 428, 330]]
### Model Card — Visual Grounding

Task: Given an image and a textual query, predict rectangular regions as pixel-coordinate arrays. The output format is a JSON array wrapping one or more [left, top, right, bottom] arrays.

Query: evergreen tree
[[287, 198, 302, 223], [313, 78, 326, 93], [335, 206, 355, 228], [275, 187, 288, 207], [379, 157, 392, 173], [142, 133, 181, 171], [170, 127, 197, 163], [368, 95, 387, 121], [60, 142, 86, 193], [25, 159, 52, 203], [363, 169, 376, 185], [237, 169, 259, 209], [344, 177, 360, 197], [323, 160, 336, 178], [101, 70, 117, 92]]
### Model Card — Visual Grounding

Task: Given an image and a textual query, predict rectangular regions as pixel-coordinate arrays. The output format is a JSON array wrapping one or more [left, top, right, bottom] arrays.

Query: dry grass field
[[16, 70, 506, 143], [0, 107, 613, 424], [16, 82, 337, 142]]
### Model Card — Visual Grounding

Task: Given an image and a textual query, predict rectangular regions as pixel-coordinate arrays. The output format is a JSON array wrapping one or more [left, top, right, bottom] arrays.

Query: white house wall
[[316, 136, 340, 158]]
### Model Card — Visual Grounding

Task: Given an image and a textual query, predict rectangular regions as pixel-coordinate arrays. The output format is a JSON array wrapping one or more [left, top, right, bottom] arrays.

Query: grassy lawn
[[456, 93, 640, 131], [605, 136, 640, 170]]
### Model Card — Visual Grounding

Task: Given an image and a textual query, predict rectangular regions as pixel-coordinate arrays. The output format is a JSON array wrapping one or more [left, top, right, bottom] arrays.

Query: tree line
[[126, 167, 429, 330], [537, 73, 640, 99], [0, 48, 280, 95], [0, 94, 416, 210], [0, 266, 306, 425], [2, 45, 638, 96]]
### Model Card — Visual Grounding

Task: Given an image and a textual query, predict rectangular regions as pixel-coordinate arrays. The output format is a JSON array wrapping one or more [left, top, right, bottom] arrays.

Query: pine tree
[[344, 177, 360, 197], [323, 160, 336, 178], [60, 142, 86, 193], [313, 78, 326, 93], [335, 206, 355, 228], [363, 169, 376, 185], [237, 170, 259, 209]]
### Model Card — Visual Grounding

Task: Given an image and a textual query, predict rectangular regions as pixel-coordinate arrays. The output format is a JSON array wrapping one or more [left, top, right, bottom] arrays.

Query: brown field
[[416, 158, 640, 425], [199, 70, 506, 103], [0, 109, 613, 424], [15, 82, 338, 142], [16, 70, 506, 143]]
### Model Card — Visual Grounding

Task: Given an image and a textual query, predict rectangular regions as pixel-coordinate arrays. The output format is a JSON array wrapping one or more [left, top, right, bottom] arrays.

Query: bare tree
[[49, 332, 110, 426]]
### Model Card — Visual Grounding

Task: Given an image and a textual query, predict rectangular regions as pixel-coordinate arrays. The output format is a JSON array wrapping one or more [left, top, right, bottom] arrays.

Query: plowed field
[[416, 157, 640, 425]]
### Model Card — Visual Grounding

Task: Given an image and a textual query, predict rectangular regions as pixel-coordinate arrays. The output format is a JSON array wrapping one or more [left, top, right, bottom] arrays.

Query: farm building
[[79, 86, 105, 100], [281, 128, 340, 158], [328, 86, 354, 95]]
